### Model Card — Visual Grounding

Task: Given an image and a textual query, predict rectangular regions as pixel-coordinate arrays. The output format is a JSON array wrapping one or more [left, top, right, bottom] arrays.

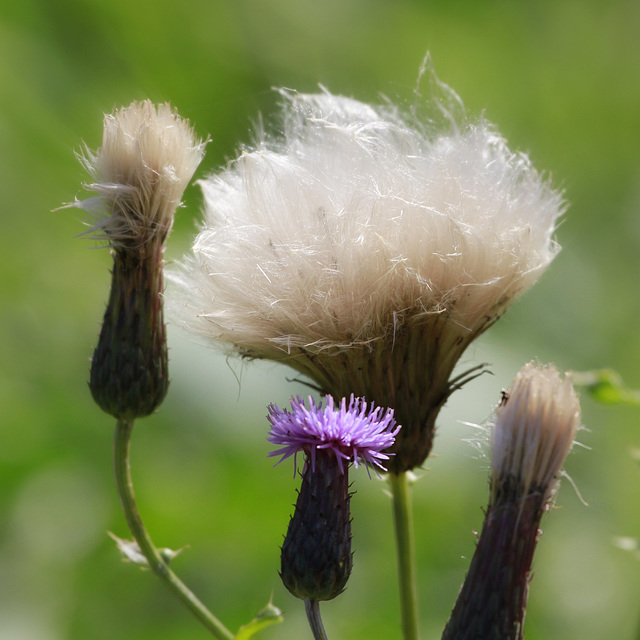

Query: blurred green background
[[1, 0, 640, 638]]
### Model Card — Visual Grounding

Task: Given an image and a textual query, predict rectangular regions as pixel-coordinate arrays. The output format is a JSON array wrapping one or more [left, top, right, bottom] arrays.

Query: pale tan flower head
[[171, 70, 564, 470], [491, 361, 581, 502], [72, 100, 206, 250]]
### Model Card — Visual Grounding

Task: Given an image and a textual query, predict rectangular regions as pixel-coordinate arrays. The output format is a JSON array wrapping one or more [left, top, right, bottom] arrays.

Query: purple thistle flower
[[269, 394, 400, 606], [267, 394, 400, 474]]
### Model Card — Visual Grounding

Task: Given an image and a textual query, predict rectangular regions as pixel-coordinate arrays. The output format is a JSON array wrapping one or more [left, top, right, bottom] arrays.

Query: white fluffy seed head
[[491, 362, 581, 501], [71, 100, 206, 250], [170, 79, 563, 358]]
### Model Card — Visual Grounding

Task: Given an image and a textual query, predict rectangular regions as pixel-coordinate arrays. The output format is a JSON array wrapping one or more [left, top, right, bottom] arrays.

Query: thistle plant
[[169, 63, 564, 638], [267, 395, 399, 639], [443, 362, 581, 639], [67, 64, 584, 640], [66, 101, 236, 639]]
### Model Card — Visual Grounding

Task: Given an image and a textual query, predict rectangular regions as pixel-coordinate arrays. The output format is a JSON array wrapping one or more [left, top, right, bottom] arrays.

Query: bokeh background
[[1, 1, 640, 638]]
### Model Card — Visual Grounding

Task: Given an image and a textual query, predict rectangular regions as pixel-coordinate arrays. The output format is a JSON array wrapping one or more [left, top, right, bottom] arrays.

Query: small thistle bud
[[171, 62, 563, 471], [442, 362, 581, 640], [68, 101, 206, 419], [268, 395, 399, 601]]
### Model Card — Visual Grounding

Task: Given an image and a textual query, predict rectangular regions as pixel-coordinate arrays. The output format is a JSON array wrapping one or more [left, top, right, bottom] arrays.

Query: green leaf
[[234, 600, 284, 640], [572, 369, 640, 406]]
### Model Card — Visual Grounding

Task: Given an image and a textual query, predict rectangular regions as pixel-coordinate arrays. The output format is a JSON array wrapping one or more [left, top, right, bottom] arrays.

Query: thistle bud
[[442, 362, 581, 640], [68, 100, 206, 419], [268, 395, 399, 601]]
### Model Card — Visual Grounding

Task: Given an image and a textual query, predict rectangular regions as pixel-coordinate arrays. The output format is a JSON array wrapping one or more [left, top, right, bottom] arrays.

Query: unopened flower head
[[268, 394, 399, 474], [68, 101, 206, 420], [172, 64, 563, 471], [73, 100, 206, 251], [443, 362, 582, 640], [491, 361, 581, 503], [270, 395, 398, 603]]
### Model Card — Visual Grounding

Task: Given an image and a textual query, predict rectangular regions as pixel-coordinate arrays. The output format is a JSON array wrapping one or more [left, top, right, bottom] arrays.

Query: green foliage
[[234, 600, 283, 640], [1, 1, 640, 639], [574, 369, 640, 406]]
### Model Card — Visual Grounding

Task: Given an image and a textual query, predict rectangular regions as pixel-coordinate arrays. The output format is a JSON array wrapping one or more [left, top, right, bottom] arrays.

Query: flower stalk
[[304, 600, 329, 640], [114, 419, 234, 640], [389, 472, 420, 640]]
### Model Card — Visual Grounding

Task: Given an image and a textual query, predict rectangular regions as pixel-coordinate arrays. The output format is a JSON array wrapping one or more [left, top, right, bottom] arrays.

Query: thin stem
[[113, 418, 234, 640], [304, 599, 328, 640], [389, 471, 420, 640]]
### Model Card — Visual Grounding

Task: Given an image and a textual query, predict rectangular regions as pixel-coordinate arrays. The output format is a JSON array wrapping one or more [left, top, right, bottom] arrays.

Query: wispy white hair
[[71, 100, 206, 250], [171, 84, 562, 355]]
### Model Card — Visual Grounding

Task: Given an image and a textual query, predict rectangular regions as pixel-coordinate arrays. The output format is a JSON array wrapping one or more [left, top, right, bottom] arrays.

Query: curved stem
[[304, 599, 328, 640], [114, 419, 234, 640], [389, 471, 420, 640]]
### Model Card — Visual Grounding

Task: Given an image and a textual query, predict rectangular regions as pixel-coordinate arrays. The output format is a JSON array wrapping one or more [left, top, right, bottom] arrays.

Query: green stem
[[304, 600, 328, 640], [114, 419, 234, 640], [389, 471, 420, 640]]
